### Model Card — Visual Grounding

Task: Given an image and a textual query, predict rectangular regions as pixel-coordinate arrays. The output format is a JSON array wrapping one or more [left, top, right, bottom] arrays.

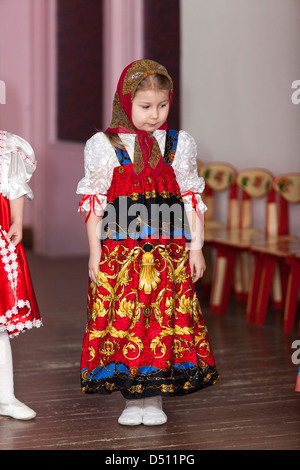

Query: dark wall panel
[[143, 0, 180, 130], [57, 0, 103, 142]]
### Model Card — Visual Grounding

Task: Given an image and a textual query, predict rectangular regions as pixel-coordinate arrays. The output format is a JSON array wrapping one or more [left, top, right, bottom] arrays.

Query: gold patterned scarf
[[105, 60, 173, 182]]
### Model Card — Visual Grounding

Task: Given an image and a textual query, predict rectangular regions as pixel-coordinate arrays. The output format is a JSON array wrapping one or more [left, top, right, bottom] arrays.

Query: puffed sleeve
[[76, 132, 119, 219], [6, 132, 37, 200], [172, 131, 207, 215]]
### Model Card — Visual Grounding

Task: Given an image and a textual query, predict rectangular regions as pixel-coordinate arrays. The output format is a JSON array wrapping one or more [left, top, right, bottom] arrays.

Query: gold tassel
[[139, 251, 160, 293]]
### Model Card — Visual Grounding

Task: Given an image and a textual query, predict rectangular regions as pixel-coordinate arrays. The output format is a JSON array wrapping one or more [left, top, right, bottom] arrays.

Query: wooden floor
[[0, 252, 299, 451]]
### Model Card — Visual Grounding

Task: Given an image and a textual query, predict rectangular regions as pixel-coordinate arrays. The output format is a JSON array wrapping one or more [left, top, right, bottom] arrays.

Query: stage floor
[[0, 252, 299, 450]]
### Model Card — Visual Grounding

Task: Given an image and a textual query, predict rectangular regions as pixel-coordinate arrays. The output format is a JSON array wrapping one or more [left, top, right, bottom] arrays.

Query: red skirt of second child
[[0, 194, 42, 338]]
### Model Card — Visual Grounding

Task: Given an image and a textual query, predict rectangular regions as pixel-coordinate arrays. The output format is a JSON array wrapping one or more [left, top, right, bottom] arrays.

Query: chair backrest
[[273, 173, 300, 235], [199, 162, 237, 228], [273, 173, 300, 203], [236, 168, 274, 234]]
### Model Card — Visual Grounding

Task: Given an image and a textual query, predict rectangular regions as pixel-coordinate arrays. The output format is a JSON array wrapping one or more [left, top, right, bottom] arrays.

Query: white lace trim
[[0, 319, 43, 338], [19, 149, 36, 169], [0, 227, 18, 292], [0, 226, 42, 338]]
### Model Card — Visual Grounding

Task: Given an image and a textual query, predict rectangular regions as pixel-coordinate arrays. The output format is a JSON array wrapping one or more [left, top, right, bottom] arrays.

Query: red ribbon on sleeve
[[79, 194, 106, 222], [182, 191, 204, 227]]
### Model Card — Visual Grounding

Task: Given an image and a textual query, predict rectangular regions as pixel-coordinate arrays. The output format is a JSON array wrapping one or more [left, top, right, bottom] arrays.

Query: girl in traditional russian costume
[[77, 60, 218, 426], [0, 131, 42, 420]]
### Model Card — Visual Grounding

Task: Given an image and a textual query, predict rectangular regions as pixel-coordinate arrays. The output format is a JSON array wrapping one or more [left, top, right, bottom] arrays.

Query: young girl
[[0, 130, 42, 420], [77, 60, 218, 426]]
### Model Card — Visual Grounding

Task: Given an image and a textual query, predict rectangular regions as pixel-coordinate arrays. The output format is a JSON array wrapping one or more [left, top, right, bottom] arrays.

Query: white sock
[[118, 399, 144, 426], [0, 331, 15, 404], [143, 396, 167, 425]]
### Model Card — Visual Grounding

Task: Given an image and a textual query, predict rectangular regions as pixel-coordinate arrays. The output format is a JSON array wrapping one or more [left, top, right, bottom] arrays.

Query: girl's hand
[[88, 250, 101, 284], [85, 211, 102, 284], [189, 249, 206, 283], [6, 221, 23, 246], [7, 196, 24, 246]]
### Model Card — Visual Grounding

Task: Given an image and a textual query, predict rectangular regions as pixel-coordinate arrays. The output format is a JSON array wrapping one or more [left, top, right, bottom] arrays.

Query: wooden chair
[[283, 252, 300, 334], [246, 173, 300, 333], [198, 162, 237, 292], [200, 162, 237, 228], [209, 168, 274, 315], [271, 173, 300, 309]]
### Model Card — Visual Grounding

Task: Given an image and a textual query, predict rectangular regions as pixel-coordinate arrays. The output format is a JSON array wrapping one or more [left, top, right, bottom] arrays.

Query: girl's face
[[131, 88, 170, 133]]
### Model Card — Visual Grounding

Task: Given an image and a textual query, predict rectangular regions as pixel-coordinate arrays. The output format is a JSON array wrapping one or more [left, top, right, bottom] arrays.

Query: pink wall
[[0, 0, 32, 138], [3, 0, 298, 257], [0, 0, 144, 256], [0, 0, 33, 226]]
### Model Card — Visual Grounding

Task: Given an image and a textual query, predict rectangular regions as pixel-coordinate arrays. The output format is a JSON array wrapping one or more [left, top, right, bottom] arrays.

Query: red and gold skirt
[[0, 194, 41, 338], [81, 237, 218, 398]]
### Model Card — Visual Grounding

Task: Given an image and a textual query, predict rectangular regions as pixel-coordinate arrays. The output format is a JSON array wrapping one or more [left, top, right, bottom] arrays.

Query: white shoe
[[143, 396, 167, 426], [118, 399, 144, 426], [0, 399, 36, 420]]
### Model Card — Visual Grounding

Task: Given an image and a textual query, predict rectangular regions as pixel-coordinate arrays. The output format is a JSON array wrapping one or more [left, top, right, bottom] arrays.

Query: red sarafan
[[77, 60, 218, 400]]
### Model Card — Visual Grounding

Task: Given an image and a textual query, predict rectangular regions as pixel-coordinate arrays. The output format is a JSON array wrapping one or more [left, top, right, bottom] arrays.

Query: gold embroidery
[[122, 59, 173, 100], [129, 192, 139, 201], [139, 251, 160, 293], [86, 242, 211, 366], [143, 306, 153, 328]]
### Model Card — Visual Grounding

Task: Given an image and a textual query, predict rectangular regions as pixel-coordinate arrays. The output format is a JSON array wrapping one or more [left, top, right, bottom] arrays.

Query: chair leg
[[246, 253, 263, 324], [246, 253, 277, 325], [234, 252, 250, 302], [278, 259, 289, 305], [271, 263, 284, 310], [283, 258, 300, 334], [255, 257, 277, 325], [210, 245, 237, 315]]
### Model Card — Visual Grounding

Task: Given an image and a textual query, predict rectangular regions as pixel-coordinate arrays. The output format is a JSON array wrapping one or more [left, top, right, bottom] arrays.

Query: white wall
[[181, 0, 300, 235]]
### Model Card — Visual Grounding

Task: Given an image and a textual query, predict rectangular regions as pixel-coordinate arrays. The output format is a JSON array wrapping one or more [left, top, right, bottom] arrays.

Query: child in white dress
[[0, 130, 42, 420]]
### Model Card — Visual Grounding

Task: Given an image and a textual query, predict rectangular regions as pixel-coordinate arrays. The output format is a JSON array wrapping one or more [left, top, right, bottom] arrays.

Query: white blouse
[[0, 130, 36, 200], [77, 129, 207, 216]]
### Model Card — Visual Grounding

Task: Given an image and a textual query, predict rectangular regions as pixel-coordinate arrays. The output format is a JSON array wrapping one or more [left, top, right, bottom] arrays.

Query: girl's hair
[[106, 73, 171, 150], [105, 133, 125, 151], [135, 73, 172, 94]]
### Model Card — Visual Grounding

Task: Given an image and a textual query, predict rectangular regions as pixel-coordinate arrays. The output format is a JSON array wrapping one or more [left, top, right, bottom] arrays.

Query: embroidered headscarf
[[105, 59, 173, 182]]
